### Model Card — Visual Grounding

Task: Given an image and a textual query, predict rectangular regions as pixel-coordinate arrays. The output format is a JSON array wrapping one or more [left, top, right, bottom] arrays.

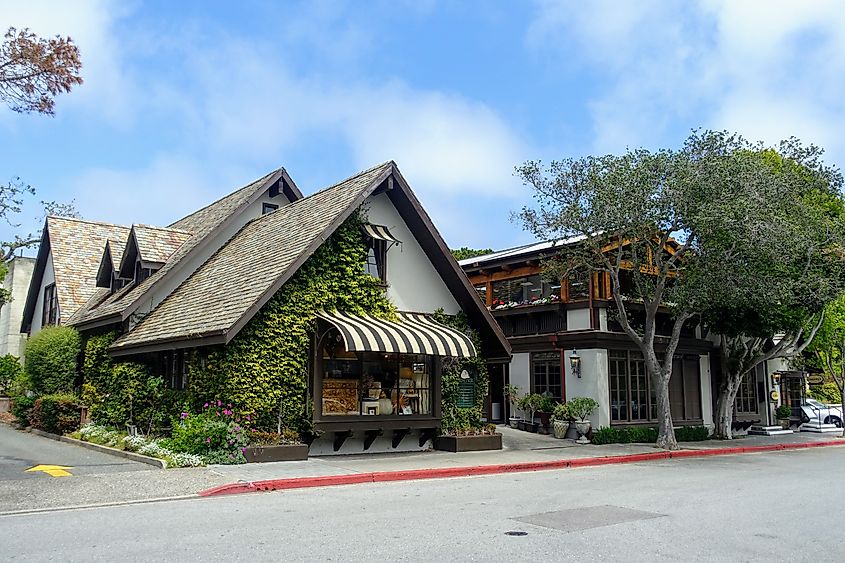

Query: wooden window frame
[[262, 202, 279, 214], [42, 283, 59, 327], [531, 351, 562, 400]]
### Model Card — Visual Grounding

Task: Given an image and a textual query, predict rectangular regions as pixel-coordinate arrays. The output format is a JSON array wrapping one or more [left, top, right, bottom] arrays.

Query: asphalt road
[[2, 446, 843, 562], [0, 423, 150, 481]]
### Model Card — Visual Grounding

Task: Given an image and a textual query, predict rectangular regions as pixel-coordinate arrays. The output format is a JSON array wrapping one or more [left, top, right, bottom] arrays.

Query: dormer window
[[361, 224, 400, 284], [262, 203, 279, 215], [135, 261, 159, 284]]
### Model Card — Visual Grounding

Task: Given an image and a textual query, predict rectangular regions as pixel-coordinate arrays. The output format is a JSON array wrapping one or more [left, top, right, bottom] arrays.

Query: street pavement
[[0, 423, 150, 481], [2, 446, 842, 561]]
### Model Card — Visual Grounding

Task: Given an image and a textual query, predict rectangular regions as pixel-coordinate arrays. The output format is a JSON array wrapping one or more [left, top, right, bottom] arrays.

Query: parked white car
[[800, 399, 843, 427]]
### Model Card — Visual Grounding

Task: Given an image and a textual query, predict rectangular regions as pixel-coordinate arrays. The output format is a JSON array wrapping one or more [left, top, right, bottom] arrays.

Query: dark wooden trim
[[20, 220, 50, 334], [315, 417, 441, 433], [109, 332, 227, 357]]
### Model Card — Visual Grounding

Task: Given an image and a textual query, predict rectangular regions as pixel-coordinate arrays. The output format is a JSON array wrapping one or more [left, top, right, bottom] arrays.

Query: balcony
[[491, 303, 567, 337]]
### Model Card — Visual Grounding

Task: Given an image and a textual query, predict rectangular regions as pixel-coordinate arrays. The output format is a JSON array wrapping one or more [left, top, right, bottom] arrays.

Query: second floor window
[[42, 283, 59, 326], [364, 238, 387, 282]]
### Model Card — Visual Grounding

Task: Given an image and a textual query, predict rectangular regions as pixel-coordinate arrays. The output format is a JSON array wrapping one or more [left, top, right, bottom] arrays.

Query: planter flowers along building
[[22, 162, 510, 454]]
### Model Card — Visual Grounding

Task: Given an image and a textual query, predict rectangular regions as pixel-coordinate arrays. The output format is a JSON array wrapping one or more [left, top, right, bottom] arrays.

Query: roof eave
[[108, 331, 228, 357]]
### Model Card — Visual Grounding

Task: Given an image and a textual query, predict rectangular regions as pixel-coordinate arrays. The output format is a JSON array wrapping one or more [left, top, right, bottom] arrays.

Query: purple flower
[[206, 438, 211, 443], [241, 447, 247, 453], [180, 412, 189, 420], [203, 403, 208, 408], [217, 400, 222, 407]]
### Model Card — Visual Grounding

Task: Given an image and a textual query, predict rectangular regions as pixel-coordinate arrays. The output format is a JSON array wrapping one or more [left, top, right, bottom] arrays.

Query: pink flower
[[206, 438, 211, 443], [203, 403, 208, 408], [217, 400, 222, 407]]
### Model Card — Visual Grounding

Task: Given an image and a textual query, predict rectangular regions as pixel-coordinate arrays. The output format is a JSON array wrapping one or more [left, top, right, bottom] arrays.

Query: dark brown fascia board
[[280, 168, 304, 201], [117, 229, 140, 279], [95, 243, 114, 288], [76, 313, 123, 332], [109, 331, 228, 357], [20, 220, 50, 334], [386, 168, 512, 360], [221, 166, 395, 344], [116, 168, 286, 323]]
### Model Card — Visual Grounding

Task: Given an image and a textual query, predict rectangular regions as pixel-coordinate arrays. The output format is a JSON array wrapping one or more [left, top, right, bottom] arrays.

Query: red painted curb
[[198, 438, 845, 497]]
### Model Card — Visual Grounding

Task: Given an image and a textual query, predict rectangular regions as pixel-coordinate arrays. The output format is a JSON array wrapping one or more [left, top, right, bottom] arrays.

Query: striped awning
[[316, 310, 476, 358], [361, 223, 401, 243]]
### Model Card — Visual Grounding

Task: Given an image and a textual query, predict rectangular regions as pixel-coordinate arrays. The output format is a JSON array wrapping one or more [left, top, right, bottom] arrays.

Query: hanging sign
[[806, 374, 824, 385], [769, 390, 780, 402]]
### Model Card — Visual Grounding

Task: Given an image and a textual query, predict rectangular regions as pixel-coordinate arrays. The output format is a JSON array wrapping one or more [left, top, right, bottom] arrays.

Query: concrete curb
[[27, 428, 167, 469], [199, 438, 845, 497]]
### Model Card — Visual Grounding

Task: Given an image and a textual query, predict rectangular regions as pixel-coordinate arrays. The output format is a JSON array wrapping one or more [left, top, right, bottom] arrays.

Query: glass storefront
[[321, 345, 432, 417]]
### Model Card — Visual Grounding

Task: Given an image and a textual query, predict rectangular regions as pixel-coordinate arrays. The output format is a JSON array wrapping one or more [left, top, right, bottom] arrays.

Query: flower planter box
[[243, 444, 309, 463], [433, 434, 503, 452]]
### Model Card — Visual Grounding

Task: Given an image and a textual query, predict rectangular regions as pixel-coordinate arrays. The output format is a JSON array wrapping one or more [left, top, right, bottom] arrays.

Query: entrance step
[[748, 425, 795, 436], [800, 422, 842, 433]]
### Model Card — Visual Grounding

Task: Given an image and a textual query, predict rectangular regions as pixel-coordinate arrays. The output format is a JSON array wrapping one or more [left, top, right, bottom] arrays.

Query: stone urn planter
[[434, 433, 502, 452], [552, 420, 570, 439], [509, 416, 521, 429], [777, 418, 791, 430], [574, 421, 592, 444], [243, 444, 309, 463]]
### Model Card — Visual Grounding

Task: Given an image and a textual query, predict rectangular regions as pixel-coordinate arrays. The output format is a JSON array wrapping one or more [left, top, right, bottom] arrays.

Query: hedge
[[25, 326, 81, 394], [591, 425, 710, 445], [28, 393, 82, 434], [0, 354, 22, 396]]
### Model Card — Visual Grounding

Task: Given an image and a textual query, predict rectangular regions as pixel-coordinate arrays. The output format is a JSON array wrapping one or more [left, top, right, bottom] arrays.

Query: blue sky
[[3, 0, 845, 254]]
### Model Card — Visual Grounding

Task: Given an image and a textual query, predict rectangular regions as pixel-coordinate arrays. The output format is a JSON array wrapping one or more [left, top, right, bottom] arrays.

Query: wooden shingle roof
[[131, 225, 191, 265], [68, 169, 288, 327], [43, 217, 130, 322], [110, 162, 393, 353]]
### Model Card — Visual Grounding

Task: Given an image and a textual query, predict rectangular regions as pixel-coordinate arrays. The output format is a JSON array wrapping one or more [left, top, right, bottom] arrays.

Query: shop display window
[[322, 341, 432, 417]]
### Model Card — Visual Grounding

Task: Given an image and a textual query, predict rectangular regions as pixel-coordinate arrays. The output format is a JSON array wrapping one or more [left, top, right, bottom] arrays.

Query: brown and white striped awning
[[316, 310, 476, 358], [361, 223, 401, 243]]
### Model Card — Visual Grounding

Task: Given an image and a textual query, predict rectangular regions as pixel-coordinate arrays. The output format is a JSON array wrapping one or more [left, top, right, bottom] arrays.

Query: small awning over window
[[361, 223, 401, 243], [316, 310, 476, 358]]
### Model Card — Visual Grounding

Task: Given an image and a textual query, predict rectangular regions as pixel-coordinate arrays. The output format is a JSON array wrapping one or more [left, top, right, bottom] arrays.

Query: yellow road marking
[[25, 464, 73, 477]]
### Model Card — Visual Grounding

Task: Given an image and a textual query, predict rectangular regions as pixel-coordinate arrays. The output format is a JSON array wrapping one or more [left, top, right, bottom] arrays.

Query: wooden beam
[[468, 265, 542, 285]]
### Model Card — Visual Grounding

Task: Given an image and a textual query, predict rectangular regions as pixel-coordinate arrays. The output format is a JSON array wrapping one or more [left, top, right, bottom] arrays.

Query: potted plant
[[551, 402, 571, 439], [243, 429, 309, 462], [504, 384, 522, 428], [518, 393, 543, 432], [567, 396, 599, 444], [536, 393, 556, 435], [434, 424, 503, 452], [776, 404, 792, 430]]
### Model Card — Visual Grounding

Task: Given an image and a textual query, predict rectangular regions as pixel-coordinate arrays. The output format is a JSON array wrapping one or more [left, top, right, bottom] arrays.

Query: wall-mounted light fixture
[[570, 350, 582, 378]]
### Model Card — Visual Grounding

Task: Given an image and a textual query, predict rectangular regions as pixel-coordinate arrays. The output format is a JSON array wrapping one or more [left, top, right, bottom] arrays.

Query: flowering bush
[[169, 401, 249, 464]]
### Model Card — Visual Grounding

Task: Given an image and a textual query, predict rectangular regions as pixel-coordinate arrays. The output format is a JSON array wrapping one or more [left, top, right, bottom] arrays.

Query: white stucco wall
[[130, 190, 291, 327], [566, 308, 591, 331], [699, 354, 713, 429], [563, 348, 610, 428], [0, 257, 35, 358], [364, 193, 460, 315], [30, 250, 55, 335], [509, 353, 531, 398]]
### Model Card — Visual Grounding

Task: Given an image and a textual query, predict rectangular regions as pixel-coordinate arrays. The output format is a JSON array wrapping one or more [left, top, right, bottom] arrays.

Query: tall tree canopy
[[516, 130, 845, 449], [805, 296, 845, 438], [0, 27, 83, 115]]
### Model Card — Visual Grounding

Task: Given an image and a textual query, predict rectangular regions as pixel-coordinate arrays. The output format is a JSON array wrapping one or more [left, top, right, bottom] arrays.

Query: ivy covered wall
[[188, 211, 396, 432]]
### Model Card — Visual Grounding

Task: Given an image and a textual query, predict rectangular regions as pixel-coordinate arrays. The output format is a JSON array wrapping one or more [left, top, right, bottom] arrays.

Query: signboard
[[769, 390, 780, 402], [806, 374, 825, 385], [457, 379, 475, 408]]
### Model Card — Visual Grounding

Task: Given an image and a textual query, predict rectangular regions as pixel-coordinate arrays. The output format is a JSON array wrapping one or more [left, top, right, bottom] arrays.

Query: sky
[[3, 0, 845, 255]]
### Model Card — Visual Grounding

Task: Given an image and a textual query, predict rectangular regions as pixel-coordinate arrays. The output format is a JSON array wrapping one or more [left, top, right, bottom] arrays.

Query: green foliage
[[808, 382, 842, 404], [451, 247, 493, 261], [81, 332, 176, 432], [566, 396, 599, 421], [0, 353, 22, 395], [24, 326, 81, 394], [538, 393, 556, 413], [551, 402, 570, 422], [435, 309, 490, 434], [28, 392, 82, 434], [591, 425, 709, 445], [776, 405, 792, 419], [169, 403, 249, 464], [11, 395, 35, 424], [188, 212, 396, 432], [518, 393, 543, 420]]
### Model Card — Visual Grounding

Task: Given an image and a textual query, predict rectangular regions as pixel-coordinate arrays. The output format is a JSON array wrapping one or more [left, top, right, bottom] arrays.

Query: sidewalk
[[203, 426, 845, 496]]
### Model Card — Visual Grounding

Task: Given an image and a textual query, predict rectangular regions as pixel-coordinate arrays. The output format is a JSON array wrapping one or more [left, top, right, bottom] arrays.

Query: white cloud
[[528, 0, 845, 164]]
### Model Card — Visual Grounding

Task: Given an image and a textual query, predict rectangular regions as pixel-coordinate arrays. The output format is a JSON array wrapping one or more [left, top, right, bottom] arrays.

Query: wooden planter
[[243, 444, 309, 463], [433, 434, 503, 452]]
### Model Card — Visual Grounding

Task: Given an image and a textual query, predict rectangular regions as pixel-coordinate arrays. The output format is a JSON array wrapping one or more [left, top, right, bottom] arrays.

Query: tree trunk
[[652, 371, 678, 450], [840, 393, 845, 439], [713, 378, 739, 440]]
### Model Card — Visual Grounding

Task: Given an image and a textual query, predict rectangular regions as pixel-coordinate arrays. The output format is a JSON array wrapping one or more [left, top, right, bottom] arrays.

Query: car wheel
[[824, 416, 843, 428]]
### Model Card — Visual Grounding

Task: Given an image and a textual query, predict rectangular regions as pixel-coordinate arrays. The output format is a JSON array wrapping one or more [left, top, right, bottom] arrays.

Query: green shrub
[[438, 311, 489, 435], [11, 395, 36, 425], [0, 354, 22, 395], [552, 402, 570, 422], [567, 397, 599, 421], [24, 326, 81, 394], [28, 393, 82, 434], [590, 425, 708, 444], [675, 426, 710, 441], [808, 382, 842, 404], [776, 404, 792, 419], [169, 403, 249, 464]]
